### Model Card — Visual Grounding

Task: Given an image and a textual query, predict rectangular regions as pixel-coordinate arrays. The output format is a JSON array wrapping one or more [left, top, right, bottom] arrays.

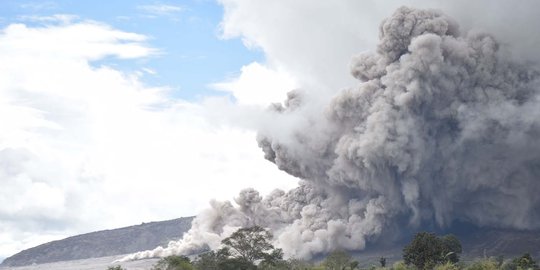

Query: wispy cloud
[[115, 15, 132, 21], [20, 1, 57, 11], [137, 4, 184, 17], [18, 14, 79, 24]]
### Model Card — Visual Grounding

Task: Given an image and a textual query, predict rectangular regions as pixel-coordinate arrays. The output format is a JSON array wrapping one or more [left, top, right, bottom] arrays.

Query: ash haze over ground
[[122, 2, 540, 261], [3, 0, 540, 263]]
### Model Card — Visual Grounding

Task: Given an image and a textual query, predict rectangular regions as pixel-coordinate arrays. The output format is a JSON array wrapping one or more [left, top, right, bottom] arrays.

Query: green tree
[[193, 247, 256, 270], [393, 261, 416, 270], [465, 259, 499, 270], [259, 248, 288, 269], [287, 258, 315, 270], [435, 261, 461, 270], [200, 225, 284, 269], [220, 225, 281, 266], [107, 266, 125, 270], [222, 226, 273, 263], [193, 249, 228, 270], [349, 260, 360, 269], [495, 255, 505, 268], [512, 253, 538, 270], [380, 257, 387, 267], [323, 249, 353, 270], [440, 235, 462, 264], [258, 255, 290, 270], [218, 257, 257, 270], [403, 232, 462, 270], [151, 255, 194, 270], [403, 232, 443, 270]]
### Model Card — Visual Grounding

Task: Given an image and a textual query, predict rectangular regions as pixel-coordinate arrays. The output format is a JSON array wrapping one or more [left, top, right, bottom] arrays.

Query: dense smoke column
[[121, 6, 540, 261], [260, 5, 540, 252]]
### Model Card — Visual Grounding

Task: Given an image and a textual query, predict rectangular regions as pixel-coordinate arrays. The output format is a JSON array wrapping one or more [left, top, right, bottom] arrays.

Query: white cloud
[[17, 14, 79, 25], [0, 20, 298, 259], [137, 4, 184, 18], [19, 2, 57, 11], [218, 0, 378, 94], [0, 22, 154, 61], [210, 62, 297, 106]]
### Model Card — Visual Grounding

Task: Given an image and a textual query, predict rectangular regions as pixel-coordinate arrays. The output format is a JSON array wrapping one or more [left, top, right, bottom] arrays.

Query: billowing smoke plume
[[121, 6, 540, 261]]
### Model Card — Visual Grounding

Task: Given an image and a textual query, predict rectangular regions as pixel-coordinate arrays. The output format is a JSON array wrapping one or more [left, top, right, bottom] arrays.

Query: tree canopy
[[509, 253, 539, 270], [151, 255, 194, 270], [221, 225, 279, 265], [323, 249, 359, 270], [403, 232, 462, 270], [192, 225, 284, 270]]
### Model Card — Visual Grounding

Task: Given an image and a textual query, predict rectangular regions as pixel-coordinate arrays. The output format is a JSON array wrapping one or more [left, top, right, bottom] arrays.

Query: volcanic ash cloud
[[122, 6, 540, 261]]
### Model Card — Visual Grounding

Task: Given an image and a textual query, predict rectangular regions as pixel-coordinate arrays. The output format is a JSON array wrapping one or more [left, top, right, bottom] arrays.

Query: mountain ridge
[[1, 216, 194, 267]]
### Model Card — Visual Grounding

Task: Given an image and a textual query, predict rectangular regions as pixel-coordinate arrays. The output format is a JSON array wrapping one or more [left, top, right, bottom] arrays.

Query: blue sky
[[0, 0, 263, 100]]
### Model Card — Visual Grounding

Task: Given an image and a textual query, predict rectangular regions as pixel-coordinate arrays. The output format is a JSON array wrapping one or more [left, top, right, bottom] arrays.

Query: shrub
[[322, 249, 353, 270], [107, 266, 125, 270], [503, 253, 539, 270], [193, 250, 224, 270], [513, 253, 539, 270], [287, 258, 314, 270], [151, 255, 194, 270], [435, 262, 460, 270], [466, 259, 499, 270], [393, 261, 416, 270]]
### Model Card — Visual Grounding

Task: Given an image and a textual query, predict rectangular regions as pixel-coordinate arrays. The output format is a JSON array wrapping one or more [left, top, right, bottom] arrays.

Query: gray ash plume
[[121, 6, 540, 261]]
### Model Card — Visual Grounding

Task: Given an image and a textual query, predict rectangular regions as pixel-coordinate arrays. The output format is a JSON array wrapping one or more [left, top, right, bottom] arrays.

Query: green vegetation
[[191, 225, 285, 269], [221, 225, 281, 266], [106, 266, 125, 270], [106, 228, 539, 270], [322, 249, 358, 270], [380, 257, 387, 267], [502, 253, 539, 270], [403, 232, 463, 269], [466, 259, 499, 270], [151, 255, 194, 270]]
